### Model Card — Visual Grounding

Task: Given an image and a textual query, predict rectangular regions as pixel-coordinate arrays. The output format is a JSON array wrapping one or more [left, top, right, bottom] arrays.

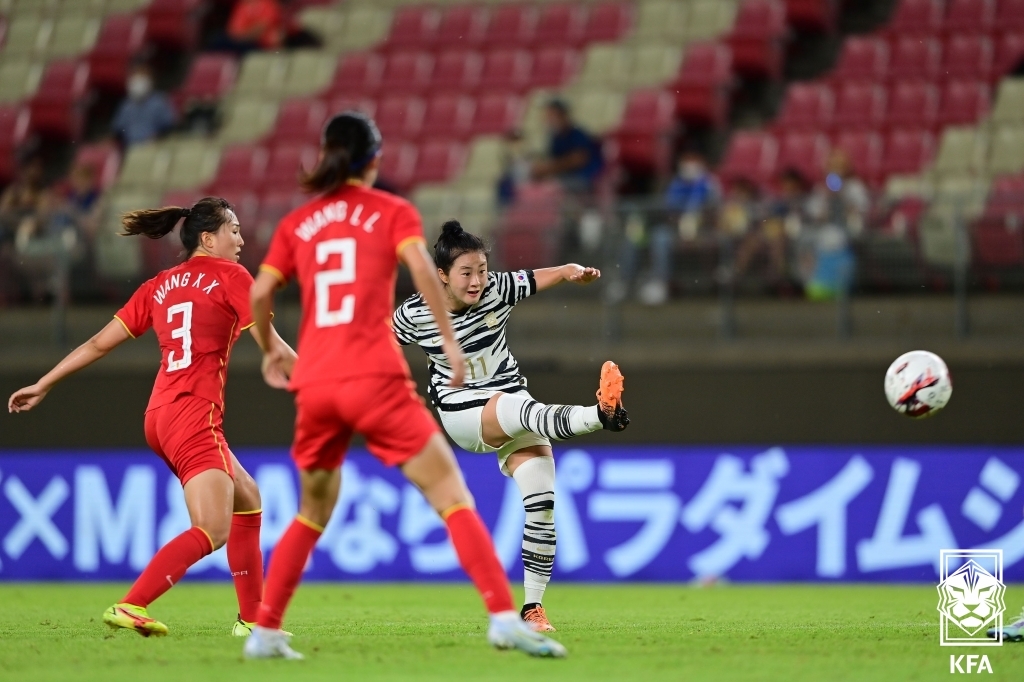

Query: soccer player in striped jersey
[[393, 220, 629, 632]]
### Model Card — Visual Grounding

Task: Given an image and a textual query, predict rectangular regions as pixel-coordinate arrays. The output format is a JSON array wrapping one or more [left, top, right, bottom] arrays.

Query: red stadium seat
[[529, 47, 579, 88], [772, 82, 834, 131], [531, 4, 587, 48], [375, 95, 425, 142], [885, 0, 944, 36], [831, 83, 887, 131], [73, 143, 121, 190], [784, 0, 838, 33], [833, 131, 883, 184], [478, 49, 533, 93], [328, 53, 385, 96], [885, 82, 938, 132], [776, 132, 830, 183], [986, 175, 1024, 214], [175, 54, 237, 110], [435, 6, 488, 49], [327, 95, 377, 120], [582, 2, 633, 44], [29, 60, 90, 140], [377, 142, 417, 190], [411, 140, 466, 186], [469, 93, 524, 135], [145, 0, 203, 50], [431, 49, 483, 92], [943, 0, 996, 34], [380, 51, 434, 95], [260, 144, 318, 192], [483, 5, 537, 48], [213, 189, 259, 232], [612, 89, 676, 171], [208, 145, 268, 192], [726, 0, 788, 80], [830, 37, 889, 84], [270, 98, 328, 145], [887, 37, 941, 82], [420, 94, 475, 140], [382, 6, 439, 52], [973, 214, 1024, 267], [997, 0, 1024, 34], [249, 190, 305, 266], [996, 32, 1024, 76], [942, 35, 994, 83], [87, 13, 148, 93], [0, 106, 29, 185], [880, 129, 935, 178], [718, 131, 779, 188], [937, 80, 991, 128], [672, 42, 733, 128]]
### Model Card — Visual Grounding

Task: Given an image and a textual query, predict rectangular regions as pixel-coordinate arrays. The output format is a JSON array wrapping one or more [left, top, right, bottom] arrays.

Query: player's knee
[[233, 469, 261, 512], [199, 521, 230, 550]]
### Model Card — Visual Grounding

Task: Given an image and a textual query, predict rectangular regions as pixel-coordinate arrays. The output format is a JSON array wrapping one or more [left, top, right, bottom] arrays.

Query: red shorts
[[292, 375, 439, 471], [144, 394, 235, 485]]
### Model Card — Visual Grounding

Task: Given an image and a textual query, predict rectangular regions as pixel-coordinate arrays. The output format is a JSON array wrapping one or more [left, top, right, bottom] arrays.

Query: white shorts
[[437, 389, 550, 477]]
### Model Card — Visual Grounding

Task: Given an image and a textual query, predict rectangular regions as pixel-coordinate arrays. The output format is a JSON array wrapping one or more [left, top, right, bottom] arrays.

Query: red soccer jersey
[[115, 255, 255, 413], [260, 184, 424, 390]]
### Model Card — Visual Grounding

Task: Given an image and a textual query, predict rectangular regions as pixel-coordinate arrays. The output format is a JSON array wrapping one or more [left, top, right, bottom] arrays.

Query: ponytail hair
[[121, 196, 233, 256], [434, 220, 488, 274], [301, 110, 382, 195]]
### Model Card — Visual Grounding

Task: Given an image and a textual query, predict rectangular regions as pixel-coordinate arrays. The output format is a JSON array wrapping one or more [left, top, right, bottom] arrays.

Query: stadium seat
[[937, 81, 991, 128], [943, 0, 996, 35], [327, 95, 377, 121], [375, 95, 425, 142], [725, 0, 788, 80], [117, 142, 171, 191], [144, 0, 202, 50], [0, 61, 42, 104], [885, 0, 944, 36], [833, 131, 883, 184], [86, 12, 147, 92], [377, 141, 417, 190], [881, 129, 935, 178], [885, 82, 938, 132], [164, 139, 221, 191], [296, 7, 346, 53], [234, 53, 289, 99], [628, 45, 683, 89], [478, 49, 532, 94], [175, 54, 238, 111], [3, 15, 47, 58], [685, 0, 739, 42], [830, 37, 889, 84], [28, 59, 90, 140], [996, 0, 1024, 34], [0, 106, 30, 185], [581, 2, 633, 44], [411, 140, 466, 186], [435, 5, 488, 49], [328, 52, 385, 96], [419, 94, 475, 140], [282, 51, 337, 99], [973, 214, 1024, 267], [218, 98, 279, 144], [431, 49, 483, 93], [887, 36, 942, 83], [632, 0, 689, 44], [382, 6, 439, 52], [380, 52, 434, 95], [933, 126, 989, 177], [986, 174, 1024, 214], [996, 33, 1024, 77], [469, 93, 523, 136], [611, 89, 675, 172], [529, 47, 580, 89], [215, 189, 259, 238], [990, 78, 1024, 126], [72, 142, 121, 190], [483, 5, 537, 49], [772, 82, 834, 131], [987, 125, 1024, 176], [830, 83, 887, 131], [259, 144, 318, 192], [46, 14, 101, 59], [531, 3, 586, 48], [776, 131, 829, 183], [335, 6, 393, 53], [562, 86, 626, 134], [270, 98, 328, 145], [458, 136, 504, 187], [784, 0, 838, 33], [942, 35, 993, 83], [672, 42, 734, 128], [718, 131, 779, 187], [577, 44, 632, 90], [208, 145, 268, 192]]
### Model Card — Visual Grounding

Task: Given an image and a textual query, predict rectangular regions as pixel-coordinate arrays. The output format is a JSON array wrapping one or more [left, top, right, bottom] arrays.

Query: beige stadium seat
[[884, 174, 933, 200], [628, 44, 683, 88], [918, 205, 962, 268], [3, 16, 49, 57], [336, 6, 393, 52], [117, 142, 172, 191], [989, 78, 1024, 127], [164, 139, 221, 191], [685, 0, 738, 41], [565, 87, 626, 134], [7, 0, 59, 15], [282, 50, 336, 99], [632, 0, 691, 44], [0, 60, 42, 103], [96, 188, 160, 279], [934, 175, 990, 219], [412, 184, 461, 241], [103, 0, 148, 14], [459, 185, 497, 237], [932, 127, 989, 178], [218, 98, 280, 144], [234, 52, 290, 99], [986, 126, 1024, 177], [458, 136, 505, 188], [45, 15, 101, 58], [575, 44, 632, 90], [297, 8, 345, 53]]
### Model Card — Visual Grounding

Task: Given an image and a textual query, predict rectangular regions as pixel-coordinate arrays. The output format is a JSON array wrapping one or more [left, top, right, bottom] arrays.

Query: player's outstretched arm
[[248, 322, 296, 389], [533, 264, 601, 292], [399, 240, 465, 388], [250, 270, 293, 389], [7, 319, 131, 413]]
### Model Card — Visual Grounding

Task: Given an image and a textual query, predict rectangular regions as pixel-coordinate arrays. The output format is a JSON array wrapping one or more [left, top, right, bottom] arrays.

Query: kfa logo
[[950, 655, 993, 674], [937, 549, 1005, 647]]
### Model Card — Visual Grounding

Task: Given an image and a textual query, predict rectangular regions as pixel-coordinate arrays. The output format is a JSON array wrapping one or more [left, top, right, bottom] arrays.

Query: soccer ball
[[884, 350, 952, 419]]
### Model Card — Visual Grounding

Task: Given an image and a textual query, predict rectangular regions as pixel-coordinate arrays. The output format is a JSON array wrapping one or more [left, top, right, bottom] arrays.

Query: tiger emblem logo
[[937, 559, 1006, 635]]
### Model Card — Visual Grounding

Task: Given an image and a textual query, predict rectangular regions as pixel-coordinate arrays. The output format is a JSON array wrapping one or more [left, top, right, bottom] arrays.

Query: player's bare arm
[[248, 321, 296, 390], [533, 263, 601, 292], [8, 318, 132, 413], [250, 270, 293, 389]]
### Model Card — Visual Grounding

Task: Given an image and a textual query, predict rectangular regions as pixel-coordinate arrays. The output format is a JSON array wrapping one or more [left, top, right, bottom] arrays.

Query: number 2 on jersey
[[315, 238, 357, 328], [167, 302, 193, 372]]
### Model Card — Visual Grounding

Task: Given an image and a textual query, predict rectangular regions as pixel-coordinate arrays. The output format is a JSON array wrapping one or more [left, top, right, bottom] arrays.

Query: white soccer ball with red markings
[[884, 350, 952, 419]]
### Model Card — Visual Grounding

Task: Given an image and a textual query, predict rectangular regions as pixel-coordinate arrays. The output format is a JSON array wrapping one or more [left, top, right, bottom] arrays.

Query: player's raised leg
[[505, 449, 557, 632], [228, 457, 265, 636]]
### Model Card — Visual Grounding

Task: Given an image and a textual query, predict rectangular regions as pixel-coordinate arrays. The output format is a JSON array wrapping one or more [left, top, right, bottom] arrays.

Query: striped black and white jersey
[[393, 270, 537, 411]]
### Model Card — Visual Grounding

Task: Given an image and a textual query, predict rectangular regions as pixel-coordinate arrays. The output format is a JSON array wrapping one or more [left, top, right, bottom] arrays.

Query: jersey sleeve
[[493, 270, 537, 307], [390, 200, 426, 256], [260, 221, 295, 285], [113, 280, 154, 338], [226, 265, 256, 330], [391, 297, 422, 346]]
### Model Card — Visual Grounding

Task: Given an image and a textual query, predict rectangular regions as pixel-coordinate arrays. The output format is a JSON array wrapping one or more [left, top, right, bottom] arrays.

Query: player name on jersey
[[294, 200, 382, 242], [152, 271, 220, 305]]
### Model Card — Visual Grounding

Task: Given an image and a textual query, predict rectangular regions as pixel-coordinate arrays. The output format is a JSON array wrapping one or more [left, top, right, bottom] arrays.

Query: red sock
[[257, 517, 322, 630], [444, 505, 515, 614], [228, 511, 264, 623], [123, 526, 213, 607]]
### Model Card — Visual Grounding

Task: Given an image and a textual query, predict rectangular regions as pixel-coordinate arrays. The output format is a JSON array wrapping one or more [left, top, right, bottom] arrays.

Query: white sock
[[495, 393, 602, 442], [512, 455, 556, 606]]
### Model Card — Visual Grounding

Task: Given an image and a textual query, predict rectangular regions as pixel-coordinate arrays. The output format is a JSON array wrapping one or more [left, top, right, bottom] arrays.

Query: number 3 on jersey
[[315, 238, 356, 328], [167, 302, 192, 372]]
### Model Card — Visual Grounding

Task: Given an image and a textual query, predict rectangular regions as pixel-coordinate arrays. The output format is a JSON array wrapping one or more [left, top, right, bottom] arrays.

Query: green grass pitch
[[2, 583, 1024, 681]]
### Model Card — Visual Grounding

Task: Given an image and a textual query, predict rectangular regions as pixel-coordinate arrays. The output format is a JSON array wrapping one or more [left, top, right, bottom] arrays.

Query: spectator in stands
[[532, 99, 604, 194], [731, 169, 807, 288], [60, 163, 103, 239], [110, 64, 177, 148], [497, 129, 531, 206], [0, 156, 46, 246], [213, 0, 321, 55]]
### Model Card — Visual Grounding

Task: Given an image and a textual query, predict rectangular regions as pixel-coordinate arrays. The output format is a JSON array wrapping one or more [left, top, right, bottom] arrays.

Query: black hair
[[545, 98, 570, 116], [121, 196, 233, 256], [300, 110, 382, 195], [434, 220, 488, 274]]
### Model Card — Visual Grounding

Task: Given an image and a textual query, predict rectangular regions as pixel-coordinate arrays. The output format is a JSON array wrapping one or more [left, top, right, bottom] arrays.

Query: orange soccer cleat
[[521, 604, 556, 632], [596, 361, 629, 432]]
